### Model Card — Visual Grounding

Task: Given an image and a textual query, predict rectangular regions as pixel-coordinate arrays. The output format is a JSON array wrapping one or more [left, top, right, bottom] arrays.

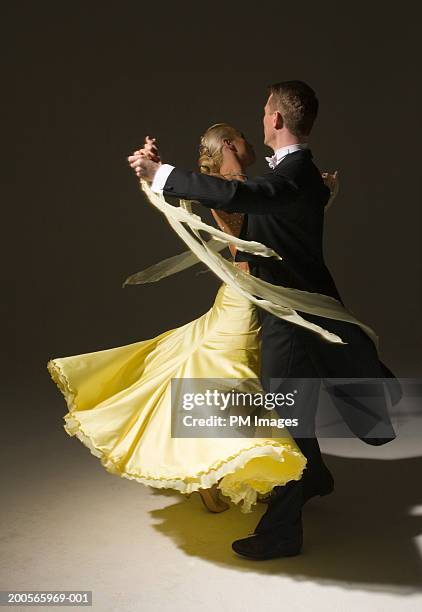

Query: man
[[128, 80, 397, 560]]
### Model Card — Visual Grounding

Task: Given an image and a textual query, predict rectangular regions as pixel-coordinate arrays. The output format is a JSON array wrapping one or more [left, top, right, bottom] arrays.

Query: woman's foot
[[198, 484, 230, 513]]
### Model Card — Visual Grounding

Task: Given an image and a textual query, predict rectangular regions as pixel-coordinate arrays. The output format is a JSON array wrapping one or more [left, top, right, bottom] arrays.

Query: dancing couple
[[48, 80, 397, 560]]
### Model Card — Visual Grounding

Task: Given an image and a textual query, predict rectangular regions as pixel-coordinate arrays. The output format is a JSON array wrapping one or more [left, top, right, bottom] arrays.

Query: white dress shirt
[[151, 163, 177, 193], [151, 142, 309, 193], [265, 143, 308, 169]]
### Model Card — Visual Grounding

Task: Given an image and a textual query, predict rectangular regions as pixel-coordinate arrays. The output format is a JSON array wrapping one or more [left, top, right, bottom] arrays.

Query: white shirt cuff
[[151, 164, 175, 193]]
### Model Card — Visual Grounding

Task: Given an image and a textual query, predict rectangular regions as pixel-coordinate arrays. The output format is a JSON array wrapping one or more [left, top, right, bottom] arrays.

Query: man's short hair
[[268, 80, 319, 138]]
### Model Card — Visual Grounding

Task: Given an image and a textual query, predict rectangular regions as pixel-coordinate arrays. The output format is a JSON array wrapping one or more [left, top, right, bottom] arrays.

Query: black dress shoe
[[232, 528, 303, 560]]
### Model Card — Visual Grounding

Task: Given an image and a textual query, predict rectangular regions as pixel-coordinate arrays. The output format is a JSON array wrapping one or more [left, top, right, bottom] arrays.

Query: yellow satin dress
[[47, 276, 307, 512]]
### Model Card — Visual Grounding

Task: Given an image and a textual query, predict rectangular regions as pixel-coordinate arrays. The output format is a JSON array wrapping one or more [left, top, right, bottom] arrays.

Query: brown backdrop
[[9, 2, 422, 395]]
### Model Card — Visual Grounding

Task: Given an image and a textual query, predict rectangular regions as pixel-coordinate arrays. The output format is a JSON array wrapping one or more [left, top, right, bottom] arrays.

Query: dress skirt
[[47, 281, 307, 512]]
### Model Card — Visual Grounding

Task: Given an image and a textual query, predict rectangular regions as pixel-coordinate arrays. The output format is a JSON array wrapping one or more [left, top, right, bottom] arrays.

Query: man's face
[[263, 93, 276, 148]]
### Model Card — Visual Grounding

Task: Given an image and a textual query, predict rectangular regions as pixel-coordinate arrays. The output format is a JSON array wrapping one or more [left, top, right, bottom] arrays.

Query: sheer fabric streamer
[[123, 180, 379, 349]]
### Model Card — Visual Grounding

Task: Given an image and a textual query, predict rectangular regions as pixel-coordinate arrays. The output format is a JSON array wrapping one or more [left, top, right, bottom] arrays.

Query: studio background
[[9, 2, 421, 386]]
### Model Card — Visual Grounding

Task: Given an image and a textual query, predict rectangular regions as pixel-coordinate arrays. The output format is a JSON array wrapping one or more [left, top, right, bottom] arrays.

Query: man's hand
[[127, 136, 162, 182]]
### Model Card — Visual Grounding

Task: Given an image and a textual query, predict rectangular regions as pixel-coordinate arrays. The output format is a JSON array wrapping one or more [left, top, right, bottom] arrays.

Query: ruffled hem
[[47, 358, 307, 513], [47, 358, 77, 411]]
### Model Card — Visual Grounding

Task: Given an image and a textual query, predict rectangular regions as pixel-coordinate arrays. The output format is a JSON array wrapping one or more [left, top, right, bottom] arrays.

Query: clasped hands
[[127, 137, 162, 183]]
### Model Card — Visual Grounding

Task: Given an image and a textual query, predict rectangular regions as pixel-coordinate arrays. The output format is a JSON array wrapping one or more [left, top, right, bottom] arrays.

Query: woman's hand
[[136, 136, 161, 163], [321, 170, 339, 198]]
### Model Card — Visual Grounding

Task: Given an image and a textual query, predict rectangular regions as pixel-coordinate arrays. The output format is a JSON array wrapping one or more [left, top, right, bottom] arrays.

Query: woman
[[47, 123, 336, 514]]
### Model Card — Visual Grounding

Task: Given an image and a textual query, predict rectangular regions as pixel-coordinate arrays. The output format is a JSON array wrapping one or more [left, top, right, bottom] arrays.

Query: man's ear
[[273, 111, 284, 130]]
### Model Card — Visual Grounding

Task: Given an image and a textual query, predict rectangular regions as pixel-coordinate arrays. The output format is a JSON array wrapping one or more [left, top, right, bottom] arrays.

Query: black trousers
[[254, 307, 332, 535], [258, 308, 324, 445]]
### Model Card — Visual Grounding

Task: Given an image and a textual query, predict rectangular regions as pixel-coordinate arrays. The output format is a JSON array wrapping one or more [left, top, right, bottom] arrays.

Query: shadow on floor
[[149, 453, 422, 593]]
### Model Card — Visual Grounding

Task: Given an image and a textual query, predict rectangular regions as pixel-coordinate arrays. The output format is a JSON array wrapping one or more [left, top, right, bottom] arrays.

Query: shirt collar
[[265, 143, 309, 169]]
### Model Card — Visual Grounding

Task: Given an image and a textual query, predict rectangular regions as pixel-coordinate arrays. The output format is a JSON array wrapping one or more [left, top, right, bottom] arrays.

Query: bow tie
[[265, 154, 279, 169]]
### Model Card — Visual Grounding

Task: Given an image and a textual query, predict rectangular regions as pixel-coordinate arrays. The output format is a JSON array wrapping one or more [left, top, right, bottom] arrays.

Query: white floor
[[1, 386, 421, 612]]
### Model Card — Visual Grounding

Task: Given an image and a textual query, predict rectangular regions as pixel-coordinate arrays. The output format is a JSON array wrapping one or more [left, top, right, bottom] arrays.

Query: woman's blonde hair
[[198, 123, 239, 174]]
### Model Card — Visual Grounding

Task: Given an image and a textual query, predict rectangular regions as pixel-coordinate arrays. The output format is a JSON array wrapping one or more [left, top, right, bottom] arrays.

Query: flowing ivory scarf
[[122, 179, 379, 349]]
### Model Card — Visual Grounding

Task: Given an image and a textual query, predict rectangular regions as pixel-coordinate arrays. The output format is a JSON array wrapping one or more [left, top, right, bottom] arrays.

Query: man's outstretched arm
[[151, 164, 300, 215]]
